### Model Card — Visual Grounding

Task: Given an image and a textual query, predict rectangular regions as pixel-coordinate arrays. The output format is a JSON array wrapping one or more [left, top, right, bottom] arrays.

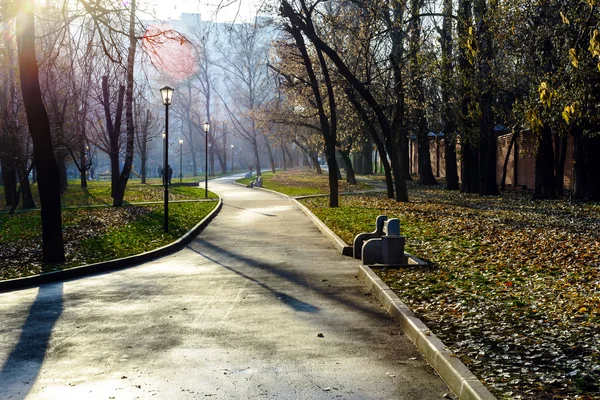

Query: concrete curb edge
[[290, 197, 349, 253], [358, 265, 496, 400], [0, 197, 223, 293], [286, 193, 496, 400]]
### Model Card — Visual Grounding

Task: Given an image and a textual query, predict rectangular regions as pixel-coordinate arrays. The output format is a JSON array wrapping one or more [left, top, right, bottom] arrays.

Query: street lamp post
[[231, 144, 234, 172], [179, 138, 183, 183], [160, 85, 174, 232], [204, 122, 210, 198]]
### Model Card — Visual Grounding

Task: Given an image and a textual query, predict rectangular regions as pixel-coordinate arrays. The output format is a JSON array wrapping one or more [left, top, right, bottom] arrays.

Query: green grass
[[0, 180, 217, 211], [236, 169, 371, 197], [73, 202, 216, 268], [0, 180, 218, 280]]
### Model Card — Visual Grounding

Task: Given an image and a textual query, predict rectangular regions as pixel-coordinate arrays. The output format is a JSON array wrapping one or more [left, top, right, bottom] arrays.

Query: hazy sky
[[139, 0, 268, 22]]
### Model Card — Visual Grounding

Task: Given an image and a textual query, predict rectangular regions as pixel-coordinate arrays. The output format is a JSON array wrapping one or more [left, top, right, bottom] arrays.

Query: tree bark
[[441, 0, 459, 190], [113, 0, 137, 207], [474, 0, 498, 195], [264, 135, 276, 173], [554, 134, 567, 196], [458, 0, 479, 194], [102, 76, 125, 199], [571, 126, 586, 200], [16, 0, 65, 262], [339, 150, 357, 185], [500, 130, 518, 191]]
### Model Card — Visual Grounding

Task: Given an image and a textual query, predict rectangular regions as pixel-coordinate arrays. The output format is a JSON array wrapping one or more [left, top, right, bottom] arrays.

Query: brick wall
[[409, 132, 573, 191]]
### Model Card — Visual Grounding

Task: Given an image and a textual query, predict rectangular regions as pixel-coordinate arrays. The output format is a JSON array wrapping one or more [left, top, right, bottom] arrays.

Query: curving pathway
[[0, 175, 450, 399]]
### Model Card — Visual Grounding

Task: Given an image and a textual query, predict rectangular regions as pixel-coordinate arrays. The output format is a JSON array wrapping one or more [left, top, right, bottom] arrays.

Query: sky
[[138, 0, 269, 23]]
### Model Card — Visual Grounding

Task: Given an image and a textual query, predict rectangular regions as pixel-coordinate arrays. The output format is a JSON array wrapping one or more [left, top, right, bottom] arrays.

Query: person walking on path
[[167, 164, 173, 184]]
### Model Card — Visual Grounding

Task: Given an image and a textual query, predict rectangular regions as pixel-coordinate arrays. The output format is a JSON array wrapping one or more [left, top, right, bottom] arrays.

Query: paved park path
[[0, 175, 450, 399]]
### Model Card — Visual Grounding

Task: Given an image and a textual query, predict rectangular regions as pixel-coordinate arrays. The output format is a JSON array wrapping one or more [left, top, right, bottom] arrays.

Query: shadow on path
[[0, 283, 63, 400], [187, 246, 319, 313], [189, 238, 389, 321]]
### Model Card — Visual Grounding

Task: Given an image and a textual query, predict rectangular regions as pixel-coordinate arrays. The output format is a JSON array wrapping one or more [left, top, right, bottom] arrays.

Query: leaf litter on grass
[[302, 182, 600, 399]]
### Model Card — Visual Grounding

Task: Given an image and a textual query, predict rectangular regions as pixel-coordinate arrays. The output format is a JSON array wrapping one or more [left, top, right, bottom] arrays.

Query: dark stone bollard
[[352, 215, 387, 259]]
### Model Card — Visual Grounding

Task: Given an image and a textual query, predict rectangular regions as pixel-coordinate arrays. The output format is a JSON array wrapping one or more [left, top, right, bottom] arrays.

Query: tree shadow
[[187, 246, 318, 313], [0, 283, 63, 400], [188, 238, 390, 320], [79, 187, 103, 206]]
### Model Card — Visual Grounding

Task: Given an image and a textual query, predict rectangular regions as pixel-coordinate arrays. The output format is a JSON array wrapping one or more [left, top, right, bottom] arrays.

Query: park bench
[[353, 215, 408, 266], [249, 176, 262, 188], [97, 173, 111, 181]]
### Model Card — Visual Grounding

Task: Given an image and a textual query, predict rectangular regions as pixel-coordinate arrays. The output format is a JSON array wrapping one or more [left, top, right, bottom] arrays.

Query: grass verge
[[0, 181, 218, 280], [235, 169, 372, 196]]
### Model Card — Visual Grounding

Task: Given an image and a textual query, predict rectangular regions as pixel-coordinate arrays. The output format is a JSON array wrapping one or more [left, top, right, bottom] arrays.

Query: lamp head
[[203, 121, 210, 133], [159, 85, 174, 105]]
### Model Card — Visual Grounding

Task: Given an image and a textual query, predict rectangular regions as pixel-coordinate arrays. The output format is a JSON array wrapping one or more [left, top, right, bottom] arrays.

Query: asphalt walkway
[[0, 174, 450, 399]]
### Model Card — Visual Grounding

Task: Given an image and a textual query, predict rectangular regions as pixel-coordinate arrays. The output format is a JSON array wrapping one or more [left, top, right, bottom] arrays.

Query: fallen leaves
[[302, 180, 600, 399]]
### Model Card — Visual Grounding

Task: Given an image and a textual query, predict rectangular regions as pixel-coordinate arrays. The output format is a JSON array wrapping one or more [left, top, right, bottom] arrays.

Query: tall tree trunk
[[409, 0, 437, 185], [1, 159, 17, 206], [474, 0, 498, 195], [282, 145, 287, 171], [571, 126, 586, 200], [390, 0, 410, 183], [441, 0, 459, 190], [102, 76, 125, 199], [17, 158, 35, 208], [281, 0, 407, 201], [140, 156, 147, 184], [500, 130, 518, 191], [312, 153, 322, 174], [209, 144, 215, 176], [56, 150, 68, 193], [264, 135, 276, 173], [588, 136, 600, 201], [554, 134, 567, 196], [458, 0, 479, 193], [113, 0, 137, 207], [252, 138, 262, 177], [16, 0, 65, 262], [340, 150, 357, 185]]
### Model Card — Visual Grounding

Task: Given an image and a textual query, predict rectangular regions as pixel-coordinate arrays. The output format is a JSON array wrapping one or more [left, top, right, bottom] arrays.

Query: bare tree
[[217, 20, 275, 177]]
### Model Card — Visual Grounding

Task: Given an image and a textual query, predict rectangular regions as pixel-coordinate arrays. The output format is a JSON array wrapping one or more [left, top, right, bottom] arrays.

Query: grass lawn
[[0, 180, 218, 280], [236, 169, 372, 196], [239, 169, 599, 399]]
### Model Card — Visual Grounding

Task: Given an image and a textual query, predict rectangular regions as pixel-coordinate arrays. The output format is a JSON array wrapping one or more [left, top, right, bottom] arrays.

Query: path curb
[[289, 195, 495, 400], [0, 198, 223, 293], [358, 266, 495, 400]]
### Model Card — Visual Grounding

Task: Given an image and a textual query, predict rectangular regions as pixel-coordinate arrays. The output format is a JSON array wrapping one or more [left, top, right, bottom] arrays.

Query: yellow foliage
[[466, 26, 477, 64], [585, 0, 596, 6], [560, 11, 570, 25], [562, 102, 580, 124], [569, 48, 579, 68], [526, 109, 543, 133], [589, 29, 600, 58], [538, 82, 556, 106]]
